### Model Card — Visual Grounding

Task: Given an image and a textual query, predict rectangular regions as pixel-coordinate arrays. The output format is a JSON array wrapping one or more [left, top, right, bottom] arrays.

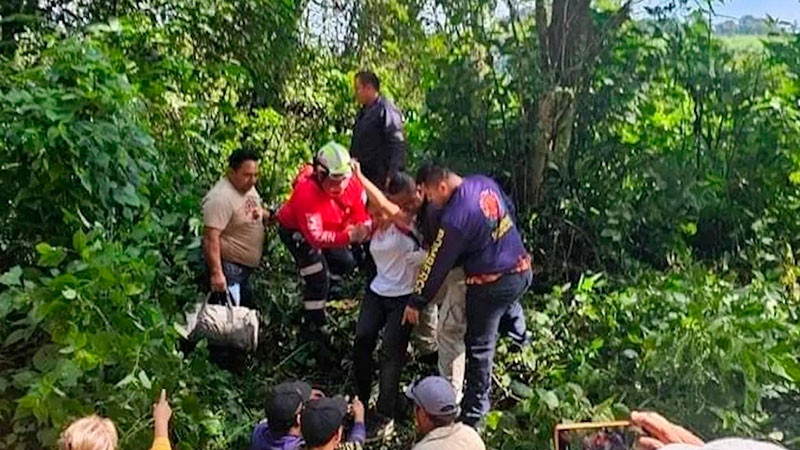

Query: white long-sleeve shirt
[[369, 224, 427, 297]]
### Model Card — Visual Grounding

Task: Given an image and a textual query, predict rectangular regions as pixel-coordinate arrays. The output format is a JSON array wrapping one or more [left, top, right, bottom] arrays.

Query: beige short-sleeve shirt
[[202, 178, 265, 267]]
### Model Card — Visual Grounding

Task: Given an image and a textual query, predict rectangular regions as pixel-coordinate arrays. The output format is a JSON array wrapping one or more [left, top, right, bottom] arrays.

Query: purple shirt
[[412, 175, 527, 308], [251, 421, 365, 450]]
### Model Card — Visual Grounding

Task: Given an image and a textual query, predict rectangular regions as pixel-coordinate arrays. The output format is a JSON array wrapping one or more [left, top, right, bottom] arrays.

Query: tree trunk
[[530, 87, 575, 206], [1, 0, 31, 57]]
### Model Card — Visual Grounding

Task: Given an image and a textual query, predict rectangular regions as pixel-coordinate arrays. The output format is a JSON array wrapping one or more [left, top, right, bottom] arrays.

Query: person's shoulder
[[379, 96, 403, 115], [250, 420, 269, 449], [455, 422, 483, 437], [203, 178, 234, 207], [205, 177, 231, 197], [452, 423, 485, 449], [292, 170, 320, 198], [464, 174, 498, 188]]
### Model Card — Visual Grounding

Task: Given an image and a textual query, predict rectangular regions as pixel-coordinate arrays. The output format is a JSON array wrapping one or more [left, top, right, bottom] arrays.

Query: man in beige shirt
[[202, 148, 268, 308], [406, 376, 485, 450]]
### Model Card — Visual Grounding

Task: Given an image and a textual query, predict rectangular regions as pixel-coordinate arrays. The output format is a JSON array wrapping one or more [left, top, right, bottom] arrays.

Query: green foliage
[[486, 267, 800, 449], [2, 1, 800, 449], [0, 33, 159, 260]]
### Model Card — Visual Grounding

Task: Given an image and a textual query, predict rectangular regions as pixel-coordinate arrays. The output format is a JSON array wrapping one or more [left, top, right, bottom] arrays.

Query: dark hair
[[228, 148, 260, 170], [415, 161, 450, 186], [386, 171, 416, 196], [269, 418, 298, 435], [430, 412, 458, 428], [355, 70, 380, 91], [415, 404, 457, 429]]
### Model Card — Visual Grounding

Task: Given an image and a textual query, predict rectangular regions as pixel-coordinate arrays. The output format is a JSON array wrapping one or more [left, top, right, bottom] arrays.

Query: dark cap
[[300, 396, 348, 447], [406, 376, 458, 417], [266, 381, 313, 429]]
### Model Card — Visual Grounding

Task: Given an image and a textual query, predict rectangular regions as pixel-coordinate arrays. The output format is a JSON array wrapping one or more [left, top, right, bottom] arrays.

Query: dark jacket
[[350, 96, 406, 188]]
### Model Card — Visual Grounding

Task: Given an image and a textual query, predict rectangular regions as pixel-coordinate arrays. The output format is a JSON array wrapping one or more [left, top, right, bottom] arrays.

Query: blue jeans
[[205, 260, 254, 308], [460, 269, 532, 427]]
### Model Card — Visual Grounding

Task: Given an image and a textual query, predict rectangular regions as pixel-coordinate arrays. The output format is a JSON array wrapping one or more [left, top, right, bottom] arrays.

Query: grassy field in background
[[719, 33, 790, 51]]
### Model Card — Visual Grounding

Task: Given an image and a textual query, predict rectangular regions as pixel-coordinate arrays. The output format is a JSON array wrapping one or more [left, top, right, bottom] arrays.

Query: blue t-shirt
[[412, 175, 527, 307]]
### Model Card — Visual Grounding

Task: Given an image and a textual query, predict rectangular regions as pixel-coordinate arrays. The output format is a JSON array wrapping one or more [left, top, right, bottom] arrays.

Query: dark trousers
[[353, 288, 412, 419], [460, 269, 532, 427], [278, 226, 356, 343]]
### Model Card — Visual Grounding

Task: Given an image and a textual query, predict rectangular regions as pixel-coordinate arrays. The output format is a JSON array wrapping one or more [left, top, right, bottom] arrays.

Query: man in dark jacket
[[350, 70, 407, 190]]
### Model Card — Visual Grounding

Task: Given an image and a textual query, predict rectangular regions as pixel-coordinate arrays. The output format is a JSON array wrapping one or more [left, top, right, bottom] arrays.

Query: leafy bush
[[0, 33, 159, 263], [2, 2, 800, 450], [486, 267, 800, 449]]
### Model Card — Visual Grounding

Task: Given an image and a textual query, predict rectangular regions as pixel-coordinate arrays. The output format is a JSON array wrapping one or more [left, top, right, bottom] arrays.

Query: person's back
[[438, 174, 527, 279], [411, 422, 484, 450]]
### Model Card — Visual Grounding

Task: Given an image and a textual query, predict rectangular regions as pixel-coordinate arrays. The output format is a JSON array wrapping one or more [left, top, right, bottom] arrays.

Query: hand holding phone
[[554, 421, 639, 450], [630, 411, 703, 450]]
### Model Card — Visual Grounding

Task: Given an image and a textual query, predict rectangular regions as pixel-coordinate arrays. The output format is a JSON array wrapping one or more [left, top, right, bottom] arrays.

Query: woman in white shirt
[[352, 171, 425, 440]]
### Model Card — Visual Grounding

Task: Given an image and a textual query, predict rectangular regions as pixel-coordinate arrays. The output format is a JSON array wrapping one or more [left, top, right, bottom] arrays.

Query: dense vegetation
[[2, 0, 800, 449]]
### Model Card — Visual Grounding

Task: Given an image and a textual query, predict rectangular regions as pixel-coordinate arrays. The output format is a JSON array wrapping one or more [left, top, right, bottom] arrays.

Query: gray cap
[[406, 376, 458, 417]]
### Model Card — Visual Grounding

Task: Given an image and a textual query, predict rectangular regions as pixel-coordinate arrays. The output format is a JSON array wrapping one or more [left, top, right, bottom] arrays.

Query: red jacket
[[276, 165, 371, 249]]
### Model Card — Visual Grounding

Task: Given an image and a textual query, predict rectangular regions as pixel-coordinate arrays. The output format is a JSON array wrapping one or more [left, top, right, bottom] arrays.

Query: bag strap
[[396, 223, 423, 250]]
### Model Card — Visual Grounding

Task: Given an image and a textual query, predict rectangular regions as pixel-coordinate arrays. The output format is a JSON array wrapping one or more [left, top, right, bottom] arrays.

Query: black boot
[[301, 310, 337, 368]]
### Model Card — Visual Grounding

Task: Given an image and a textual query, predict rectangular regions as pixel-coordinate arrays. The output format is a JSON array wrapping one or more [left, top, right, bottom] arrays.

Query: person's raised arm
[[347, 397, 365, 444], [403, 223, 466, 325], [351, 160, 402, 219], [151, 389, 173, 450]]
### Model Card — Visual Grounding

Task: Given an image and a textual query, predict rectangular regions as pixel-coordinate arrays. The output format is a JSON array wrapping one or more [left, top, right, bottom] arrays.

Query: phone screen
[[554, 421, 638, 450]]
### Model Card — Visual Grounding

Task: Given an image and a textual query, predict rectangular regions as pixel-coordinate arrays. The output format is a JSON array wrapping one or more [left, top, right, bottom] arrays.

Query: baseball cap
[[300, 396, 349, 447], [316, 142, 352, 178], [266, 381, 313, 429], [406, 376, 459, 417]]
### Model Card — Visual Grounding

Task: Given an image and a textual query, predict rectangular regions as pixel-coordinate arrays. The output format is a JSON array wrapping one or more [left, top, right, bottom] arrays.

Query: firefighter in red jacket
[[276, 142, 372, 355]]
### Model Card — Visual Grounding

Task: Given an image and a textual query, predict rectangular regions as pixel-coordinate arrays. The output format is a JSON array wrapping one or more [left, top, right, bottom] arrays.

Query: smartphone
[[554, 421, 640, 450]]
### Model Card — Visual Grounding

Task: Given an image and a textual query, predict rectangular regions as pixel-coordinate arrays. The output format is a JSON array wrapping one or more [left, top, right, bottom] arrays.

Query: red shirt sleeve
[[292, 184, 351, 249]]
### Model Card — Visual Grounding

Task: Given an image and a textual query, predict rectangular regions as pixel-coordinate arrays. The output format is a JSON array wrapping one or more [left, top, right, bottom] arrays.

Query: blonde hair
[[59, 415, 118, 450]]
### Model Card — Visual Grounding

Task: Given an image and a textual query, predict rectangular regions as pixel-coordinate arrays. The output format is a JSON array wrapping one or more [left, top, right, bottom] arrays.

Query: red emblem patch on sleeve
[[479, 189, 503, 222]]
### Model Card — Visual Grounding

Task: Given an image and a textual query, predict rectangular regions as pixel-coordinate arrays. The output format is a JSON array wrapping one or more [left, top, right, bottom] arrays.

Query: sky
[[712, 0, 800, 23], [637, 0, 800, 24]]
